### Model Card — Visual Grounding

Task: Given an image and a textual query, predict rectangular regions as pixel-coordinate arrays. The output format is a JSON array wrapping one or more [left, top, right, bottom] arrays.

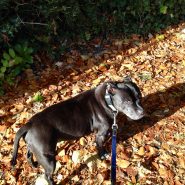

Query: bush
[[0, 0, 185, 49], [0, 0, 185, 93], [0, 43, 33, 94]]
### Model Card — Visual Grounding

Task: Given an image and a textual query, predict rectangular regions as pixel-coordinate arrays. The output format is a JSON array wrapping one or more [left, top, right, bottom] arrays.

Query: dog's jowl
[[11, 77, 145, 185]]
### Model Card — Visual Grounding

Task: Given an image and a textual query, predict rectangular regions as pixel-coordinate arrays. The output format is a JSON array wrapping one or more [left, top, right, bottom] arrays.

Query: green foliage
[[32, 92, 44, 102], [0, 0, 184, 64], [0, 0, 185, 49], [0, 0, 184, 94], [156, 34, 165, 41], [138, 72, 152, 81], [0, 43, 33, 94]]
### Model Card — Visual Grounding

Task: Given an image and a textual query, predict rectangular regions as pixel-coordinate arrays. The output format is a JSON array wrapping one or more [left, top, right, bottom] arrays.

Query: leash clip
[[112, 110, 118, 130]]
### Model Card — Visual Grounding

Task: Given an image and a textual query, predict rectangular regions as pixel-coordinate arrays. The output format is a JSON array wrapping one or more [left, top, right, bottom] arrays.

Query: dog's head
[[106, 77, 145, 120]]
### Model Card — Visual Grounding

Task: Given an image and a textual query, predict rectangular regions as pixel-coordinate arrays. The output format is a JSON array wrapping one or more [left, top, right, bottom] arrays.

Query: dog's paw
[[99, 150, 110, 160]]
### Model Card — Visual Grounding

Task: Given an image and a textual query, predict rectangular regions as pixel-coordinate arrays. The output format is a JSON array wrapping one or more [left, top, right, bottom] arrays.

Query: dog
[[11, 77, 144, 184]]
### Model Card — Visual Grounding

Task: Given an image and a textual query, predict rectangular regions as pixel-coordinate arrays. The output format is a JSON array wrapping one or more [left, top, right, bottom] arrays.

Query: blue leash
[[104, 84, 118, 184], [111, 111, 118, 185]]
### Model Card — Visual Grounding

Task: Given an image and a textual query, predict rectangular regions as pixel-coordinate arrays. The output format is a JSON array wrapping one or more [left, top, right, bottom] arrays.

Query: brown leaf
[[117, 159, 130, 169], [58, 149, 65, 157], [62, 155, 69, 163], [79, 137, 87, 146], [161, 143, 170, 150], [175, 180, 183, 185], [92, 78, 101, 86], [19, 111, 30, 122], [0, 125, 7, 133], [152, 162, 159, 170], [133, 133, 143, 144], [158, 167, 168, 178], [97, 173, 104, 184], [99, 63, 108, 72], [126, 166, 137, 177], [145, 145, 158, 158], [179, 157, 185, 168], [137, 146, 145, 156], [0, 109, 6, 117]]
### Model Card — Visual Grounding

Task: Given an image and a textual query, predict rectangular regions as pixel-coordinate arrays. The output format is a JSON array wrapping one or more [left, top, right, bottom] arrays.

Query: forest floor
[[0, 23, 185, 185]]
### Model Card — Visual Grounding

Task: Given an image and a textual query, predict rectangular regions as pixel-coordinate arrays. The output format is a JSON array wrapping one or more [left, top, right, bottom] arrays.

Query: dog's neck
[[94, 83, 115, 119]]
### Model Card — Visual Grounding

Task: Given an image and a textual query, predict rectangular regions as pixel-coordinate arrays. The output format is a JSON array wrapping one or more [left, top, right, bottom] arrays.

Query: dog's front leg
[[96, 126, 109, 160]]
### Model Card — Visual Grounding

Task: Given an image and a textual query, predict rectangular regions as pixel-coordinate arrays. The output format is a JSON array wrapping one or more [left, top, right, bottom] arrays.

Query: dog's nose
[[137, 108, 143, 113], [137, 108, 145, 117]]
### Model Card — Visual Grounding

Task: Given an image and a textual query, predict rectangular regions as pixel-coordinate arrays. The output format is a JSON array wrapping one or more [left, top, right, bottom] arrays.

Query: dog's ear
[[123, 76, 132, 83], [106, 82, 117, 94]]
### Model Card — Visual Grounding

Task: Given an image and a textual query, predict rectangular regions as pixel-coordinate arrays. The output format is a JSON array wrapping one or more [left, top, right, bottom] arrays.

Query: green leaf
[[160, 5, 167, 14], [27, 47, 33, 54], [1, 66, 6, 73], [2, 60, 9, 67], [3, 52, 10, 60], [14, 56, 23, 64], [14, 44, 22, 54], [33, 92, 44, 102], [0, 88, 4, 96], [12, 66, 21, 76], [85, 32, 91, 41], [0, 73, 4, 79], [6, 76, 14, 85], [25, 64, 31, 68], [9, 48, 16, 58], [138, 72, 152, 81], [156, 34, 165, 41], [25, 56, 33, 63]]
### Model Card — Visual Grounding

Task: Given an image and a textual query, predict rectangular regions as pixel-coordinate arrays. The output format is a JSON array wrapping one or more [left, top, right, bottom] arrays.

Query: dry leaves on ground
[[0, 23, 185, 185]]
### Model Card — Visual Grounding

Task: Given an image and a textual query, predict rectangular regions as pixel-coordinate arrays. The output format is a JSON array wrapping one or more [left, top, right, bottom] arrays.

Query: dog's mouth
[[124, 109, 145, 121], [132, 113, 145, 120]]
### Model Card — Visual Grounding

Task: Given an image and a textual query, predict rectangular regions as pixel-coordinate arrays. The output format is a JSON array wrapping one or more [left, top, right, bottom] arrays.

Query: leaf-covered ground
[[0, 23, 185, 185]]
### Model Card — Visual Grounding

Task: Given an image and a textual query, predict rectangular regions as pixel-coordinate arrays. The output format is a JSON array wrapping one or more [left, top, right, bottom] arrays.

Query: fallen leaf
[[99, 63, 108, 72], [117, 159, 130, 169], [0, 109, 6, 116], [116, 55, 123, 61], [102, 180, 111, 185], [152, 162, 159, 170], [58, 149, 65, 157], [55, 161, 62, 172], [35, 175, 48, 185], [19, 111, 30, 121], [81, 54, 90, 61], [97, 173, 104, 184], [0, 125, 7, 133], [72, 150, 81, 165], [179, 157, 185, 168], [72, 175, 80, 182], [92, 78, 101, 85], [175, 180, 183, 185], [156, 34, 165, 41], [133, 133, 143, 144], [79, 137, 87, 146], [137, 146, 145, 156], [158, 166, 168, 179]]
